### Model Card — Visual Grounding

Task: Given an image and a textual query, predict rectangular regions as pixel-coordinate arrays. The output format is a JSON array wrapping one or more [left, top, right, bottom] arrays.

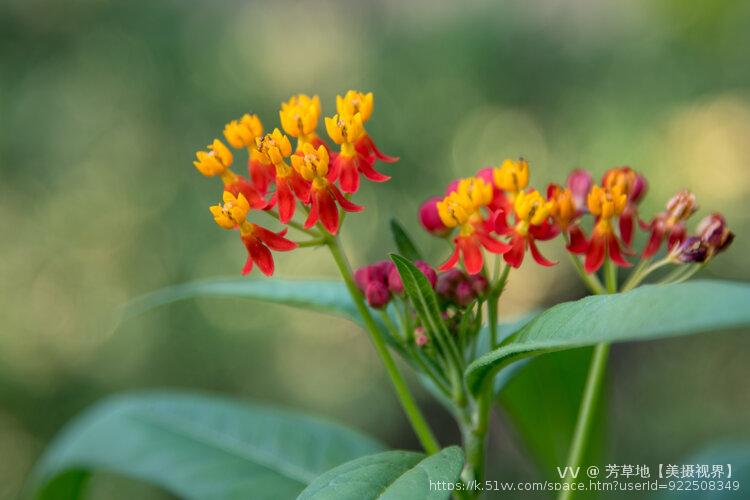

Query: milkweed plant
[[27, 91, 749, 500]]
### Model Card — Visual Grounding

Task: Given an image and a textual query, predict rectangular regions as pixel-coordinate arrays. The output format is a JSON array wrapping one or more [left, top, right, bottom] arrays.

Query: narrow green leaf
[[390, 254, 460, 365], [123, 278, 360, 324], [466, 280, 750, 396], [297, 446, 464, 500], [27, 392, 385, 500], [120, 278, 399, 347], [390, 219, 423, 262]]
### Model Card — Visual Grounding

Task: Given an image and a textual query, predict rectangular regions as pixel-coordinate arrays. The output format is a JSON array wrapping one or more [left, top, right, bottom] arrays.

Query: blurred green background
[[1, 0, 749, 498]]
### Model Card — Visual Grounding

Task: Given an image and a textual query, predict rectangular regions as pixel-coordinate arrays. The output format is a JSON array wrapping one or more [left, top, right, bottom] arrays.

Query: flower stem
[[489, 264, 511, 349], [559, 258, 616, 500], [559, 343, 610, 500], [325, 235, 440, 454], [566, 252, 606, 295]]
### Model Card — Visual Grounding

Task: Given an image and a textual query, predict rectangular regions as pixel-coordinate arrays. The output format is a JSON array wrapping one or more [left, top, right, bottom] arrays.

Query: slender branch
[[265, 210, 320, 237], [325, 235, 440, 454], [559, 343, 610, 500], [560, 259, 616, 500], [566, 253, 606, 295], [488, 263, 511, 349]]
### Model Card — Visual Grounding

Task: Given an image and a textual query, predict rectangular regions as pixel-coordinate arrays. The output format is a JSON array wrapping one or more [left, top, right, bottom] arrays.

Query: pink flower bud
[[415, 260, 438, 288], [468, 274, 488, 295], [418, 196, 450, 236], [387, 265, 404, 294], [436, 269, 463, 297], [365, 281, 391, 309], [415, 327, 429, 347], [445, 179, 460, 195], [566, 169, 593, 211], [455, 281, 474, 306]]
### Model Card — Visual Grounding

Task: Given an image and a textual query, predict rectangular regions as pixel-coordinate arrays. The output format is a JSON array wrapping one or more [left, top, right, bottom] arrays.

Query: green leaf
[[466, 280, 750, 397], [390, 255, 459, 365], [297, 447, 464, 500], [124, 278, 360, 325], [27, 392, 385, 500], [121, 278, 399, 347], [390, 219, 423, 262]]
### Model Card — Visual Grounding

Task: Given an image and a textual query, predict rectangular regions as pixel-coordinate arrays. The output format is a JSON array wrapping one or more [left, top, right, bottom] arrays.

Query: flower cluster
[[419, 161, 733, 276], [193, 91, 396, 275]]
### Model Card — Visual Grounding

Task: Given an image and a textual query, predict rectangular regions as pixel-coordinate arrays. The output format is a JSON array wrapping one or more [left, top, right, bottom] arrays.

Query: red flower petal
[[479, 233, 512, 254], [357, 155, 391, 182], [641, 226, 663, 258], [493, 210, 512, 236], [276, 178, 296, 223], [566, 225, 588, 254], [249, 159, 274, 195], [304, 191, 320, 229], [438, 242, 461, 271], [327, 152, 341, 183], [530, 221, 559, 241], [461, 236, 484, 275], [317, 188, 340, 234], [241, 256, 253, 275], [254, 226, 298, 251], [584, 231, 606, 273], [356, 135, 399, 163], [337, 156, 360, 194], [503, 234, 527, 269], [331, 184, 364, 212], [249, 239, 274, 276], [529, 238, 556, 266], [606, 232, 631, 268], [619, 209, 634, 247], [227, 177, 267, 210], [667, 223, 686, 251]]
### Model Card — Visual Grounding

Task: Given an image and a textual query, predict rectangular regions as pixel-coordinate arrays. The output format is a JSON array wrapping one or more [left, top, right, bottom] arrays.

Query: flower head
[[327, 93, 397, 193], [581, 185, 630, 272], [194, 139, 233, 177], [493, 158, 529, 196], [495, 189, 557, 268], [209, 192, 297, 276], [336, 91, 374, 122], [279, 94, 322, 147], [438, 177, 510, 274], [255, 129, 293, 166], [223, 114, 263, 149], [291, 143, 362, 233]]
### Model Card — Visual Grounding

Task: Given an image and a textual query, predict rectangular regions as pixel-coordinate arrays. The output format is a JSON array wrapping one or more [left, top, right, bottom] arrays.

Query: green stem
[[489, 264, 511, 349], [325, 235, 440, 454], [559, 343, 610, 500], [559, 258, 616, 500], [566, 253, 606, 295]]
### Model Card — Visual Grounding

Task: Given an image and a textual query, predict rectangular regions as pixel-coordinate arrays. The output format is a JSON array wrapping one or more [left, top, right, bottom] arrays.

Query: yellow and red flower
[[290, 143, 362, 234], [547, 183, 588, 254], [254, 129, 309, 223], [494, 189, 558, 268], [193, 138, 267, 209], [641, 190, 697, 258], [437, 177, 511, 275], [337, 90, 399, 167], [601, 166, 647, 247], [583, 185, 631, 272], [209, 191, 297, 276], [279, 94, 327, 151], [223, 113, 276, 196]]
